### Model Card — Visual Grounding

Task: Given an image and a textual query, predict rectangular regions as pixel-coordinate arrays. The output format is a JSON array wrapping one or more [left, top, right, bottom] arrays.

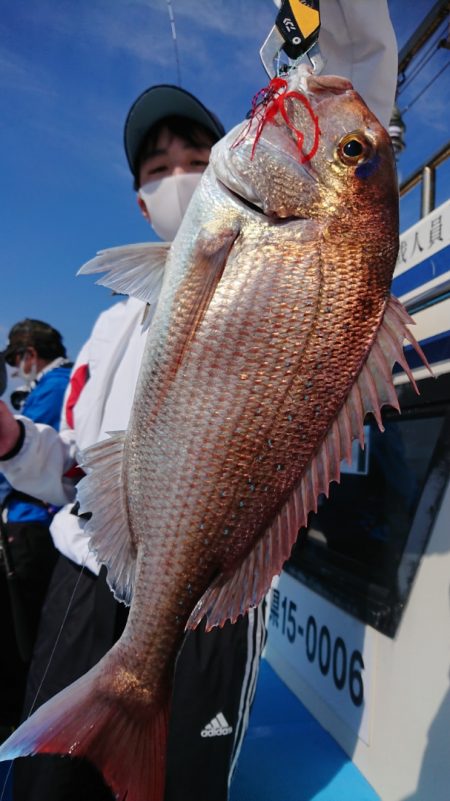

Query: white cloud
[[0, 44, 57, 98], [137, 0, 272, 40]]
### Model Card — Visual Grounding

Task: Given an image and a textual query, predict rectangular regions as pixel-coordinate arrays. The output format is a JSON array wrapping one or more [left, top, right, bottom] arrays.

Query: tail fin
[[0, 654, 170, 801]]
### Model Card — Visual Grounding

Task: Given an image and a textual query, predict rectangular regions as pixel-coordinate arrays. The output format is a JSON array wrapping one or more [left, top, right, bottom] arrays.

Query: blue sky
[[1, 0, 449, 360]]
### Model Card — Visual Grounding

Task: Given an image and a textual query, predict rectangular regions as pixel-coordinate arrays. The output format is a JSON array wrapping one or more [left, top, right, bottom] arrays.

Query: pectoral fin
[[172, 223, 240, 369]]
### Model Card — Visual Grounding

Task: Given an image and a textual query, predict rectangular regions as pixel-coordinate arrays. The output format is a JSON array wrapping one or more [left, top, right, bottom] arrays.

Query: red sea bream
[[0, 67, 428, 800]]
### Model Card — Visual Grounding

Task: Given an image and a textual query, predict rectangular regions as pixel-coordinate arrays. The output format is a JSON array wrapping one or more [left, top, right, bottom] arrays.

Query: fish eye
[[337, 132, 373, 166]]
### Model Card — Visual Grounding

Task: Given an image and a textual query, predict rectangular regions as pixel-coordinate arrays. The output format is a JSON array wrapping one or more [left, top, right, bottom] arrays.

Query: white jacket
[[0, 0, 398, 573], [4, 297, 147, 574]]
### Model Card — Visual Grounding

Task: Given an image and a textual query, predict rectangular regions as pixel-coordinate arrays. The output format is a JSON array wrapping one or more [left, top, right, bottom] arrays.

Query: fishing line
[[25, 557, 88, 720], [165, 0, 182, 87], [400, 60, 450, 115]]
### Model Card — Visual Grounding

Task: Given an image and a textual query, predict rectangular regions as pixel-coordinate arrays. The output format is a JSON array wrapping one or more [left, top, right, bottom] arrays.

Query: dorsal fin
[[77, 432, 136, 604], [187, 295, 431, 631], [78, 242, 169, 305]]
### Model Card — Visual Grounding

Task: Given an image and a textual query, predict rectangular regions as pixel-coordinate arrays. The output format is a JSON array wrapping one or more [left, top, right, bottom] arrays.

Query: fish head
[[210, 66, 398, 240]]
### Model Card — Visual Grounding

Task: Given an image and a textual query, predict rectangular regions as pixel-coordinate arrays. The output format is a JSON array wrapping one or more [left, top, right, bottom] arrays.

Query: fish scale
[[127, 243, 310, 526], [127, 227, 383, 587]]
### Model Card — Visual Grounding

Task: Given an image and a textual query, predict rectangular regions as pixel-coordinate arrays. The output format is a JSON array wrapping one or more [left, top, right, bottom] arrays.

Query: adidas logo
[[200, 712, 233, 738]]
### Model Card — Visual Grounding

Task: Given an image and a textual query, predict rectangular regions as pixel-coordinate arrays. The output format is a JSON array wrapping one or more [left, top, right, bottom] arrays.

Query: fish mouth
[[216, 178, 303, 225]]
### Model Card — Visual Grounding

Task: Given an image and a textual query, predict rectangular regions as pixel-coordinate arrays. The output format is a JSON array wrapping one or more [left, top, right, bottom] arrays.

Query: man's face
[[138, 126, 211, 188], [136, 122, 213, 228], [11, 347, 38, 378]]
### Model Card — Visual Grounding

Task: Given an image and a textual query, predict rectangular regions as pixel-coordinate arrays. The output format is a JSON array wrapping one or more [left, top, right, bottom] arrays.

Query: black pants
[[13, 555, 266, 801], [0, 570, 28, 731], [165, 608, 265, 801], [0, 521, 58, 730]]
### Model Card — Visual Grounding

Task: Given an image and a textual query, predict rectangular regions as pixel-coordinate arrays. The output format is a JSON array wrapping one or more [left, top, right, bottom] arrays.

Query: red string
[[232, 77, 321, 163]]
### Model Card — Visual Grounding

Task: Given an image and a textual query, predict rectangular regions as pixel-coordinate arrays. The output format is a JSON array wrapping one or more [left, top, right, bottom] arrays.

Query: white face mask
[[139, 173, 203, 242], [18, 357, 38, 387]]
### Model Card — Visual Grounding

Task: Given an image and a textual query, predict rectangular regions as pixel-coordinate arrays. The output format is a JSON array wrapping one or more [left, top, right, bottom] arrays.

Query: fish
[[0, 67, 428, 800]]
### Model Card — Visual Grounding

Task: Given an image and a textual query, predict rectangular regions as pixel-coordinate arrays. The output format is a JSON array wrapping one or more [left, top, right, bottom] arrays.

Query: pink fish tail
[[0, 656, 170, 801]]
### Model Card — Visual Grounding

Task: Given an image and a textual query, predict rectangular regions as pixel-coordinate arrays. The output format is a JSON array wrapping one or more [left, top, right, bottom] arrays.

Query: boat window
[[286, 372, 450, 637]]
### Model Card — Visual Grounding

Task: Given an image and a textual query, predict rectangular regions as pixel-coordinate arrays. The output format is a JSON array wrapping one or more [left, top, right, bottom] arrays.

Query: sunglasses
[[4, 348, 28, 367]]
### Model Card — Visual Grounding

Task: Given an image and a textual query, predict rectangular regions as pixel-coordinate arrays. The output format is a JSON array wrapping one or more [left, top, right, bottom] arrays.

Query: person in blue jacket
[[0, 319, 72, 731]]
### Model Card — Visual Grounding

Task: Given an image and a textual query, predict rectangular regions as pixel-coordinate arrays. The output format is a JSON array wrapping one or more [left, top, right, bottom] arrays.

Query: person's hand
[[0, 400, 21, 457]]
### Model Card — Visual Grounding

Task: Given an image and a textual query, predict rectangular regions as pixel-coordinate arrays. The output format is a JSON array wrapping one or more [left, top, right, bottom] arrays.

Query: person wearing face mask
[[0, 320, 72, 734]]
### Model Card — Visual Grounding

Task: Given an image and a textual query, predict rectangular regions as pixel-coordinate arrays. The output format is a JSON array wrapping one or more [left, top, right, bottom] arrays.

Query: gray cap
[[124, 84, 225, 178]]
